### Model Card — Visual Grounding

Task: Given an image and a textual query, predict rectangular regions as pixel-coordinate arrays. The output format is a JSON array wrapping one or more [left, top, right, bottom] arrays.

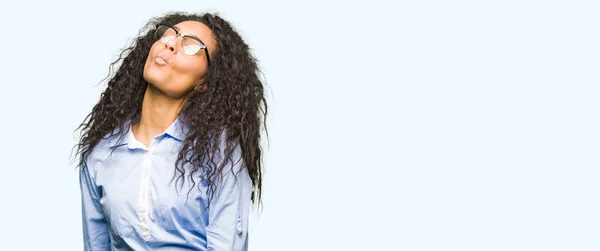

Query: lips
[[155, 54, 169, 65]]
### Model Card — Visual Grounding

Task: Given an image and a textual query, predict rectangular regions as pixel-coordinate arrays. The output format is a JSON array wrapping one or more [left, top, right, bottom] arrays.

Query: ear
[[196, 77, 208, 93], [198, 84, 208, 93]]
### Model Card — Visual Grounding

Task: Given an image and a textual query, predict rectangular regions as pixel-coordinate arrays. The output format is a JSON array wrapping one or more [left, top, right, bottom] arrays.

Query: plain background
[[0, 0, 598, 250]]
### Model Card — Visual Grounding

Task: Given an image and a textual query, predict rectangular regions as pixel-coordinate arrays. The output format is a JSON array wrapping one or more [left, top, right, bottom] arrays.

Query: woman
[[75, 11, 266, 251]]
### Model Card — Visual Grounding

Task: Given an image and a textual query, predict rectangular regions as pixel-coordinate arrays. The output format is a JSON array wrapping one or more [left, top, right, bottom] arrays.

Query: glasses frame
[[154, 24, 211, 65]]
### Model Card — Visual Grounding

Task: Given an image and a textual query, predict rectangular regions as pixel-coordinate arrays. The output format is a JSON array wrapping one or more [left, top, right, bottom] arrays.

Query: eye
[[160, 35, 175, 43], [183, 44, 201, 55], [182, 37, 203, 55]]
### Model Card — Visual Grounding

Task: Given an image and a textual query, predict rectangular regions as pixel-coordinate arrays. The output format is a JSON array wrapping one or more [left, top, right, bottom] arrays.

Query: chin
[[143, 66, 165, 85]]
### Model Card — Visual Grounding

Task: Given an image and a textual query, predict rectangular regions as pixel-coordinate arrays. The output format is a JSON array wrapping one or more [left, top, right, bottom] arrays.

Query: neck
[[132, 84, 184, 146]]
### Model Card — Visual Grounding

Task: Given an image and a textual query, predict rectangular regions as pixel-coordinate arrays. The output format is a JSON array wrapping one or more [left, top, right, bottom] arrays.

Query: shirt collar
[[109, 116, 187, 149], [163, 116, 187, 141]]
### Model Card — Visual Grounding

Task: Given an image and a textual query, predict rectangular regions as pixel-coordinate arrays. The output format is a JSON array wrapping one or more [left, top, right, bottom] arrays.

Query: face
[[143, 21, 217, 98]]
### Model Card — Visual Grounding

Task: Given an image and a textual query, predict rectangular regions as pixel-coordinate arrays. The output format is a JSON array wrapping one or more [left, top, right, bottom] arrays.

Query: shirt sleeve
[[79, 164, 111, 251], [206, 145, 253, 251]]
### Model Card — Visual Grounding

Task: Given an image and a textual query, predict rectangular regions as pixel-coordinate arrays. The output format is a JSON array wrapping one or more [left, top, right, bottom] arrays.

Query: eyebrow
[[172, 25, 201, 40]]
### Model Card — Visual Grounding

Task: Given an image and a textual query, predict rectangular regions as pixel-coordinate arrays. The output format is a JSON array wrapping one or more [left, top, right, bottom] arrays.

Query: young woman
[[75, 12, 267, 250]]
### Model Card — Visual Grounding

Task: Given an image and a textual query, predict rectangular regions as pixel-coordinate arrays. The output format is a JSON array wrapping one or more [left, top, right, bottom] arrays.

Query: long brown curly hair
[[74, 11, 267, 205]]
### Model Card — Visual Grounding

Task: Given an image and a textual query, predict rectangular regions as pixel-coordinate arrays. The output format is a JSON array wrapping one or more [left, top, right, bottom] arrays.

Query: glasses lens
[[155, 26, 176, 42], [182, 37, 203, 55]]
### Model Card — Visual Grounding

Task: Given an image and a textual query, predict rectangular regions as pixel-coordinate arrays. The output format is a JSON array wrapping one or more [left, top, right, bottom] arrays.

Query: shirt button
[[237, 230, 243, 235]]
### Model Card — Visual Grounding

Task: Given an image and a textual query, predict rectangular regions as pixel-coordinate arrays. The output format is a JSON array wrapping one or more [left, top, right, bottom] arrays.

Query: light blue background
[[0, 0, 598, 250]]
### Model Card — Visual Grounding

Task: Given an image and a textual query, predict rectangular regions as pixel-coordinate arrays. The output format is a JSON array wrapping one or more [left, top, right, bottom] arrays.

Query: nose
[[164, 36, 179, 53]]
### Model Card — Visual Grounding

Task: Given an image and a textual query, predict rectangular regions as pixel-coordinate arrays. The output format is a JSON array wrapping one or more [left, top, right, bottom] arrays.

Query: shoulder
[[85, 123, 130, 168]]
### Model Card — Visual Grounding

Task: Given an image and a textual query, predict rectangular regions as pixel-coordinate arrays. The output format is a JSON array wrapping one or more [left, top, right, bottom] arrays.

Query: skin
[[134, 21, 217, 147]]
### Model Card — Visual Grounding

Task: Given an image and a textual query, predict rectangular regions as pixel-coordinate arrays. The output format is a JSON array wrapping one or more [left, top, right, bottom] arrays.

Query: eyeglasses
[[154, 24, 211, 65]]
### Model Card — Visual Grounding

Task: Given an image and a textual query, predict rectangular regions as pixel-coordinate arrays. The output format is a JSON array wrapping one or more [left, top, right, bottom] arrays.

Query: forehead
[[173, 21, 216, 50]]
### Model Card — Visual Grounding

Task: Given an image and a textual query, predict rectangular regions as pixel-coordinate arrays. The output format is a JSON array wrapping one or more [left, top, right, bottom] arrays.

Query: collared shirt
[[79, 118, 252, 251]]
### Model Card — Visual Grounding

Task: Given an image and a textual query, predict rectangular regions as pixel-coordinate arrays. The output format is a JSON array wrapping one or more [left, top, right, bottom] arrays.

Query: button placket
[[236, 214, 243, 235], [138, 143, 154, 241]]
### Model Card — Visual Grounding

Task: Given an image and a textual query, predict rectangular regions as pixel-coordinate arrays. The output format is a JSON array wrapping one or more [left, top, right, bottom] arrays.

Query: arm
[[79, 164, 111, 251], [206, 146, 253, 251]]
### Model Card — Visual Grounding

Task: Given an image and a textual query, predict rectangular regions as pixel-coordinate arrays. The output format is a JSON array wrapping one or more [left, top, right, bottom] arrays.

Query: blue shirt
[[79, 118, 252, 251]]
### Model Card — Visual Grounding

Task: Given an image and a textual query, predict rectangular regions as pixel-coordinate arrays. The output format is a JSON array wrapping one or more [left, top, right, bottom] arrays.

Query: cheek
[[143, 44, 161, 77], [172, 59, 206, 85], [146, 42, 161, 62]]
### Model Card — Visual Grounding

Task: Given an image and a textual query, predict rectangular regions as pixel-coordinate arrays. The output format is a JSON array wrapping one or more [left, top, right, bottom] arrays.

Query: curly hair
[[75, 12, 267, 206]]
